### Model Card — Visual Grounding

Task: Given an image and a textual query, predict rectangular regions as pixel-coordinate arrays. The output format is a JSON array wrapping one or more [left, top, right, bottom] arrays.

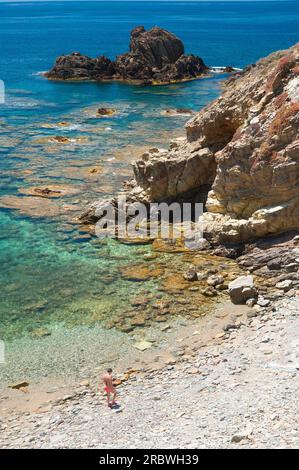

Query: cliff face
[[126, 44, 299, 243], [80, 43, 299, 245], [197, 45, 299, 243], [45, 26, 208, 85]]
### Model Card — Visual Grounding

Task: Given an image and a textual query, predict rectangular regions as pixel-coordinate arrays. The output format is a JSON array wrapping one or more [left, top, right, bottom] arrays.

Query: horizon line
[[0, 0, 293, 3]]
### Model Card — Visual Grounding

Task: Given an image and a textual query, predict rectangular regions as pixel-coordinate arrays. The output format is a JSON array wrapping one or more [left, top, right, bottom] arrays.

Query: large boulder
[[228, 275, 257, 304]]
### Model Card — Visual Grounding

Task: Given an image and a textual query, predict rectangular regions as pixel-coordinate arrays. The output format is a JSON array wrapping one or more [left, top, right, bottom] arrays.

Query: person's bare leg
[[106, 391, 111, 407], [111, 390, 117, 405]]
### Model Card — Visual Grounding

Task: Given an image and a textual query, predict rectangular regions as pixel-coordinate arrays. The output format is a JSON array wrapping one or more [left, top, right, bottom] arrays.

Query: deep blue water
[[0, 1, 299, 339]]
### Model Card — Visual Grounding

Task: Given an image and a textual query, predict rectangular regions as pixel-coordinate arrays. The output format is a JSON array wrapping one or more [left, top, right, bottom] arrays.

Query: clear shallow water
[[0, 1, 299, 340]]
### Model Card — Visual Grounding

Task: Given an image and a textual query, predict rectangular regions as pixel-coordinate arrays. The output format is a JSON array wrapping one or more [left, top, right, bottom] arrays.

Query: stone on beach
[[228, 275, 257, 304], [8, 382, 29, 390], [133, 340, 153, 351], [276, 280, 293, 291]]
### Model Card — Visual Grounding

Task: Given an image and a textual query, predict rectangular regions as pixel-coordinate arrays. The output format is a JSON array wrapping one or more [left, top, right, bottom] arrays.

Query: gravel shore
[[1, 296, 298, 448]]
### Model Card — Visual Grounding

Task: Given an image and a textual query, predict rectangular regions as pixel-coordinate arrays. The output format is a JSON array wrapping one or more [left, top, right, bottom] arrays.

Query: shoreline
[[0, 298, 253, 416], [1, 295, 298, 448], [43, 66, 240, 87], [43, 71, 216, 87]]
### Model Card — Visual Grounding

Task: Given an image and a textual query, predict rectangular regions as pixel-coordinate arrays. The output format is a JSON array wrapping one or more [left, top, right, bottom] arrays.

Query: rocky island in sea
[[45, 26, 209, 85]]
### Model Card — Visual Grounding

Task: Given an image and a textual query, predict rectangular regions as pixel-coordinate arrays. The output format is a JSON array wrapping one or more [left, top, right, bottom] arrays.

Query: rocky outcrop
[[45, 26, 208, 85], [198, 47, 299, 244], [45, 53, 115, 80], [80, 42, 299, 245]]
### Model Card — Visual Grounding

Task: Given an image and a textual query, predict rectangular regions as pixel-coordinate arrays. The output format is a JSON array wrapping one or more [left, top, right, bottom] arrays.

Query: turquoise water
[[1, 1, 299, 339]]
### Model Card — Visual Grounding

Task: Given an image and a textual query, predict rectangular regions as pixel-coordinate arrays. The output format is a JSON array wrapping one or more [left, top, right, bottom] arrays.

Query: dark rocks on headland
[[45, 26, 209, 85]]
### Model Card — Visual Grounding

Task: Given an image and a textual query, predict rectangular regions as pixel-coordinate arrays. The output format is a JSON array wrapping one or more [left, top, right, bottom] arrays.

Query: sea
[[0, 0, 299, 340]]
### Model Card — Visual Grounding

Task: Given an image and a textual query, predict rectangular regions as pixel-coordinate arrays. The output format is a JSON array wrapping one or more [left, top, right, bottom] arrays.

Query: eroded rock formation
[[80, 43, 299, 245], [45, 26, 208, 85]]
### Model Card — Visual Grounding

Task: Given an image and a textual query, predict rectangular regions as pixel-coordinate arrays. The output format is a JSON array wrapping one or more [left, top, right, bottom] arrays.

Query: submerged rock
[[120, 264, 164, 281], [97, 108, 116, 116], [45, 26, 208, 85], [163, 108, 194, 116], [183, 265, 198, 281], [31, 327, 51, 338], [19, 185, 81, 198]]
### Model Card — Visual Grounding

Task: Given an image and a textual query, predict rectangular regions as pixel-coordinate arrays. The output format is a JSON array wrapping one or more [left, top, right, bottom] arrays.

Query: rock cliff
[[80, 43, 299, 245], [45, 26, 208, 85]]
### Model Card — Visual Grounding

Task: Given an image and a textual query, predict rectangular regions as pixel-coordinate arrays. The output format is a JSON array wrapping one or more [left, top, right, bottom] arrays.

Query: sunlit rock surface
[[81, 43, 299, 244]]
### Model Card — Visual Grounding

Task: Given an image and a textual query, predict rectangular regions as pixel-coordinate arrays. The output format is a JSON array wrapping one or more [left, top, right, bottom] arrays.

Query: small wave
[[65, 124, 83, 131], [3, 96, 44, 109], [32, 71, 47, 77], [55, 124, 83, 131], [210, 66, 243, 74]]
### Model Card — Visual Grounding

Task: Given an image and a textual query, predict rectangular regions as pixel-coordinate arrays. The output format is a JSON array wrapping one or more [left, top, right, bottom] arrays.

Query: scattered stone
[[276, 280, 293, 291], [207, 275, 224, 287], [31, 327, 51, 338], [79, 380, 90, 387], [112, 379, 123, 387], [267, 259, 282, 270], [285, 263, 298, 272], [214, 332, 226, 339], [120, 264, 164, 281], [202, 286, 217, 297], [231, 433, 249, 443], [223, 323, 237, 331], [97, 108, 116, 116], [183, 266, 198, 281], [246, 298, 256, 307], [228, 276, 257, 304], [247, 310, 258, 318], [8, 382, 29, 390], [257, 297, 271, 307], [134, 340, 153, 351], [131, 315, 147, 327], [130, 296, 150, 307]]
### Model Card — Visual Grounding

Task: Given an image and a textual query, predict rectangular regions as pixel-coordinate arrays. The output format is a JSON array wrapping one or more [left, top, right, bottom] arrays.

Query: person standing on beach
[[102, 368, 117, 408]]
